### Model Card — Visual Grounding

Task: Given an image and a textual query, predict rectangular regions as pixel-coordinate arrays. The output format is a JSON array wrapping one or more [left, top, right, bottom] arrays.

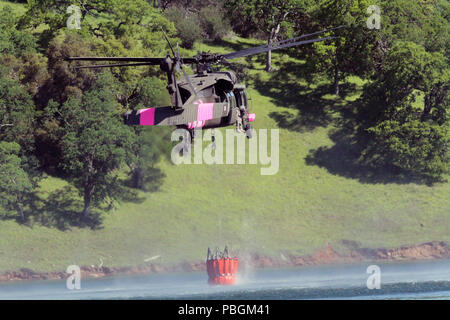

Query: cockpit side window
[[179, 87, 191, 104]]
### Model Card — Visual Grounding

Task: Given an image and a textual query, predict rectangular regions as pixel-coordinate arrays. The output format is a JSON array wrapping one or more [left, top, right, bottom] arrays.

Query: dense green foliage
[[163, 2, 231, 48], [0, 6, 36, 56], [357, 41, 449, 180], [163, 6, 202, 49], [57, 74, 134, 217], [197, 6, 231, 41], [0, 141, 32, 221]]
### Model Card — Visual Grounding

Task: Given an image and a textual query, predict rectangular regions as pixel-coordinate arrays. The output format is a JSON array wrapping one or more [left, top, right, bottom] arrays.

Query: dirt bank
[[1, 241, 449, 283]]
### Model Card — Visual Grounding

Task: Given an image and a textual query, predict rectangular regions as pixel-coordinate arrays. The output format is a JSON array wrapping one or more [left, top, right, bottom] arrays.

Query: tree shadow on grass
[[122, 167, 166, 193], [0, 175, 153, 229], [0, 192, 42, 227], [0, 187, 101, 230], [304, 116, 434, 185], [23, 182, 147, 230], [254, 67, 357, 132], [252, 60, 432, 185], [204, 38, 262, 54], [34, 186, 104, 231]]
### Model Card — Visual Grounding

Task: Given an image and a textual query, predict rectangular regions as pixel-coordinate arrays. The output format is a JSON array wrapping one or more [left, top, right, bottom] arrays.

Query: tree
[[0, 5, 46, 96], [58, 73, 134, 217], [301, 0, 379, 95], [37, 33, 97, 108], [0, 68, 37, 174], [225, 0, 307, 71], [34, 33, 98, 173], [198, 6, 231, 41], [381, 0, 449, 56], [164, 6, 202, 49], [357, 41, 449, 180], [366, 120, 449, 180], [0, 6, 37, 56], [18, 0, 115, 33], [18, 0, 176, 54], [126, 77, 172, 190], [0, 142, 33, 221]]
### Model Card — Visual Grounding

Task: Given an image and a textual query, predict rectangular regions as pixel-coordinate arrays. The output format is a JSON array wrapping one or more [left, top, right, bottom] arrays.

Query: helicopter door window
[[227, 92, 237, 110], [197, 86, 213, 98]]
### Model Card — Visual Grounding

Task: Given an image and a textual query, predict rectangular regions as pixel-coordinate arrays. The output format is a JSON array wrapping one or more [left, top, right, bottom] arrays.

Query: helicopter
[[66, 27, 341, 144]]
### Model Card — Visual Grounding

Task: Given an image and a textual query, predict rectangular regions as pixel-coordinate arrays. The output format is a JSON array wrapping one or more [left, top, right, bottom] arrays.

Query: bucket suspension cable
[[207, 247, 212, 261]]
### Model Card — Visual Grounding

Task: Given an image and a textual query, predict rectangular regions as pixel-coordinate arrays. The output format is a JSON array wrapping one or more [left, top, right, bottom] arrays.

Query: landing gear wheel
[[245, 124, 253, 139]]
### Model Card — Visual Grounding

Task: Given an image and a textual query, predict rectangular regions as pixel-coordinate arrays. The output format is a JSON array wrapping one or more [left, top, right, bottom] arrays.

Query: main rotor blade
[[274, 26, 344, 47], [176, 43, 181, 74], [67, 56, 198, 65], [177, 43, 198, 97], [220, 27, 342, 61], [223, 36, 335, 60], [66, 57, 165, 64], [73, 62, 156, 69], [226, 26, 342, 59], [161, 29, 176, 58]]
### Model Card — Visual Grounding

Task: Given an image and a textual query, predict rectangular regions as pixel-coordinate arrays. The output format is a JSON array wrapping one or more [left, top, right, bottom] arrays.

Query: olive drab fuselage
[[123, 70, 254, 138]]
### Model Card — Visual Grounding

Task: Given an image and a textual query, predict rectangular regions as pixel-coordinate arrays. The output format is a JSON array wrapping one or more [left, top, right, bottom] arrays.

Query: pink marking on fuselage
[[140, 108, 156, 126], [188, 121, 205, 129], [197, 103, 214, 122], [248, 113, 256, 122]]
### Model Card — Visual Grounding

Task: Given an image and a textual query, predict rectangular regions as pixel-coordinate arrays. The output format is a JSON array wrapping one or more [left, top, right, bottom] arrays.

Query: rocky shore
[[1, 241, 449, 283]]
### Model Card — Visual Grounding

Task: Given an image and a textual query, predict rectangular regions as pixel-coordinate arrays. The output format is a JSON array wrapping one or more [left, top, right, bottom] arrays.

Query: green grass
[[0, 4, 449, 273]]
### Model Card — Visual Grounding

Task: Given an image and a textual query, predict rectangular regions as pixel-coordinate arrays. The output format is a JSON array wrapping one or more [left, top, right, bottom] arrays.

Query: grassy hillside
[[0, 3, 449, 273]]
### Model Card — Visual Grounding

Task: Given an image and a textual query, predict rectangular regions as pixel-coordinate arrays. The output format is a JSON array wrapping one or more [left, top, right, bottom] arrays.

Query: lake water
[[0, 259, 449, 300]]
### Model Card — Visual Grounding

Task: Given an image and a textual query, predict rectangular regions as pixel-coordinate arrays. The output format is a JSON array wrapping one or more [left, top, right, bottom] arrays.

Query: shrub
[[164, 7, 202, 49], [198, 6, 231, 41], [365, 119, 449, 181]]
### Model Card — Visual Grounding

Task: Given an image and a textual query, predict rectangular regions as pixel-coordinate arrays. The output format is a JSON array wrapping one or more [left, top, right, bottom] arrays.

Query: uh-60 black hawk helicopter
[[67, 27, 340, 145]]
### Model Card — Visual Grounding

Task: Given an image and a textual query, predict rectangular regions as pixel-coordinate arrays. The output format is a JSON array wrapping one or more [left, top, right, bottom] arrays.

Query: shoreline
[[1, 241, 449, 283]]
